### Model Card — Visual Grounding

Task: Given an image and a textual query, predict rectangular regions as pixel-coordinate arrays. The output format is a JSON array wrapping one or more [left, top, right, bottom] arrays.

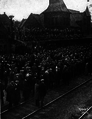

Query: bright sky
[[0, 0, 92, 21]]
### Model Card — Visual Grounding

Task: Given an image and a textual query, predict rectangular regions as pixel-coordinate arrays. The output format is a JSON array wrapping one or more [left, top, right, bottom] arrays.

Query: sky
[[0, 0, 92, 21]]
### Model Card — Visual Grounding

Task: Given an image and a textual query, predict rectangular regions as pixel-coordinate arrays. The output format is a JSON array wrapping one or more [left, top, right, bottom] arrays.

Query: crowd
[[15, 27, 82, 42], [1, 42, 92, 108]]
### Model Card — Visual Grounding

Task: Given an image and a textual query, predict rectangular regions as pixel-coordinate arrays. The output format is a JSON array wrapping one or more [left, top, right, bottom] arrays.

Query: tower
[[42, 0, 70, 29], [49, 0, 60, 4]]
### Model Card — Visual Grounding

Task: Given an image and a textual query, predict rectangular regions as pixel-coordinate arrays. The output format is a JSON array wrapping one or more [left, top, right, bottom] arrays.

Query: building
[[42, 0, 70, 29], [0, 12, 11, 39], [19, 13, 43, 29], [82, 6, 91, 34], [70, 6, 91, 29], [0, 13, 17, 53]]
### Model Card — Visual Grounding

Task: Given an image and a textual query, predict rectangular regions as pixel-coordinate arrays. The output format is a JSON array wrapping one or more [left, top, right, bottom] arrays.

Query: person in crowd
[[34, 79, 40, 107], [1, 82, 4, 105], [6, 81, 15, 108], [23, 78, 30, 101], [38, 79, 47, 107], [13, 80, 20, 106], [88, 60, 92, 75], [85, 62, 89, 75]]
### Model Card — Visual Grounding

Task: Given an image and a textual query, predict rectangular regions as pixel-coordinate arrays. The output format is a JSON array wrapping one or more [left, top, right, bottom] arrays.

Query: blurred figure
[[23, 78, 30, 101], [34, 79, 40, 107], [39, 79, 47, 107], [14, 80, 20, 106], [6, 81, 15, 108], [85, 62, 89, 75], [34, 78, 47, 107], [1, 82, 5, 105]]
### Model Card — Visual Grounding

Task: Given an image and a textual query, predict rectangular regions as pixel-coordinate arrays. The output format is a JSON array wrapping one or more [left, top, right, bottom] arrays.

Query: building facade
[[42, 0, 70, 29]]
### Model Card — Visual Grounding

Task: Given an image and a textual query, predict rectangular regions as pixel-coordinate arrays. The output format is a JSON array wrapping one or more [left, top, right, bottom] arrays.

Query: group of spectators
[[1, 41, 92, 108], [16, 27, 82, 42]]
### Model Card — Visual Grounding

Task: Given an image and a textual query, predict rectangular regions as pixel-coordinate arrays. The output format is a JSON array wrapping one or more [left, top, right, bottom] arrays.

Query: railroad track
[[78, 106, 92, 119], [1, 77, 92, 119]]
